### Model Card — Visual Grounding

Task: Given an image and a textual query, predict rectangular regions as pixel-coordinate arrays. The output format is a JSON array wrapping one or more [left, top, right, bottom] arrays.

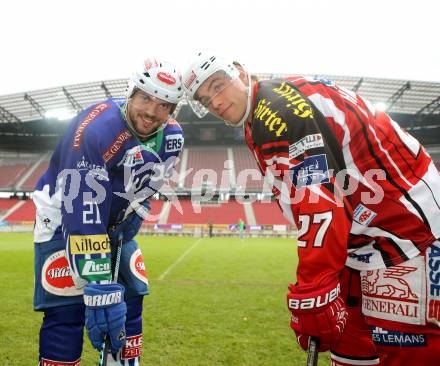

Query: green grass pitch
[[0, 233, 330, 365]]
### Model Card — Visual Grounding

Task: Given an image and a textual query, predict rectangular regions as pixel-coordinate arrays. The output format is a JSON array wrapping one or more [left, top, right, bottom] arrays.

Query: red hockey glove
[[287, 276, 347, 352]]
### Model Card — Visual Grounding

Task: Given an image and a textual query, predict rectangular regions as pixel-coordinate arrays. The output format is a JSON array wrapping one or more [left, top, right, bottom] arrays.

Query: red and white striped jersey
[[244, 76, 440, 285]]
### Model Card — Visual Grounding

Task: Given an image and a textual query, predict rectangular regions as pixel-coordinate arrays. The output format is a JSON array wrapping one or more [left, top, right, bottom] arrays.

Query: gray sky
[[1, 0, 439, 96]]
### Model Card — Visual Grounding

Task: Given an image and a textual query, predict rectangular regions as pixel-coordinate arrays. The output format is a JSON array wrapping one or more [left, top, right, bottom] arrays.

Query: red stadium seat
[[167, 199, 246, 225]]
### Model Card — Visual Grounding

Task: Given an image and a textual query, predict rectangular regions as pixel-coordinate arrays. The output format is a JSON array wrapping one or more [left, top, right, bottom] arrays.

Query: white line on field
[[158, 238, 203, 280]]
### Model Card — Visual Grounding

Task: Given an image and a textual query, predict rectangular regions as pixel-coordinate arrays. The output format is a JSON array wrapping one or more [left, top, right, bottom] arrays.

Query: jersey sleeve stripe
[[345, 104, 431, 229]]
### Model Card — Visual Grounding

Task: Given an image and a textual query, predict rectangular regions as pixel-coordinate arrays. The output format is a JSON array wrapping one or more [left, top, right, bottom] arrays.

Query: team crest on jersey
[[290, 154, 329, 188], [130, 248, 149, 285], [353, 204, 377, 226], [41, 250, 82, 296], [119, 146, 144, 167]]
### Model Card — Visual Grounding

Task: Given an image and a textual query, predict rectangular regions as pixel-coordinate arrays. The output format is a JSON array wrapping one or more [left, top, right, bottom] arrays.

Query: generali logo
[[361, 262, 423, 325], [361, 266, 418, 300]]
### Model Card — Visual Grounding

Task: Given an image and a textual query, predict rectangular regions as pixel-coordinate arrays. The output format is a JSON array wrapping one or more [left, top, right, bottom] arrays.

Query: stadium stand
[[0, 160, 33, 190], [233, 147, 263, 191], [19, 159, 50, 191], [144, 199, 164, 224], [3, 199, 35, 224], [167, 199, 246, 225], [0, 73, 439, 231], [0, 197, 19, 213], [184, 147, 232, 190], [252, 201, 291, 225]]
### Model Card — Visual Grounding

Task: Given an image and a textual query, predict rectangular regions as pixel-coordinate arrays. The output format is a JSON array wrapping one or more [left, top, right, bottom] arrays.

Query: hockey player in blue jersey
[[33, 58, 184, 365]]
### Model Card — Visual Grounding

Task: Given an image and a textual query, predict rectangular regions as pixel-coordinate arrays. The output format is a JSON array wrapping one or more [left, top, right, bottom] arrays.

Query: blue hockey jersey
[[33, 98, 184, 288]]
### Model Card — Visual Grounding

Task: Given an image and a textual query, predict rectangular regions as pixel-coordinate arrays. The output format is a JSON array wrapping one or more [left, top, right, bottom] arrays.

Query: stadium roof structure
[[1, 73, 440, 125]]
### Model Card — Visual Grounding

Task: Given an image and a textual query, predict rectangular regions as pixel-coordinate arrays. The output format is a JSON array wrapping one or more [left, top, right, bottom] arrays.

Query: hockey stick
[[306, 337, 319, 366], [99, 234, 124, 366]]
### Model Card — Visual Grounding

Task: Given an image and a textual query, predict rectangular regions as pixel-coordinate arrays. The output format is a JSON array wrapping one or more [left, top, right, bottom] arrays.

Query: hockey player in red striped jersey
[[182, 52, 440, 366]]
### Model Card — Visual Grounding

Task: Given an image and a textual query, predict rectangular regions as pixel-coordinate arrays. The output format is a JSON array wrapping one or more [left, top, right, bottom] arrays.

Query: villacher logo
[[69, 234, 111, 254]]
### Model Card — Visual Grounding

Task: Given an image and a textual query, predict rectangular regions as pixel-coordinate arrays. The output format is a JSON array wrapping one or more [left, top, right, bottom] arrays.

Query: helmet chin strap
[[224, 73, 252, 128]]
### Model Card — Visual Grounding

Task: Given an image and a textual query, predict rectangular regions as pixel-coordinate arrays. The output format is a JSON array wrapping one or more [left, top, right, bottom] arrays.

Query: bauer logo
[[353, 204, 377, 226], [288, 283, 340, 310], [41, 358, 81, 366], [122, 334, 143, 360], [41, 250, 83, 297], [78, 258, 111, 281], [130, 248, 149, 285], [69, 234, 111, 254], [165, 134, 184, 153]]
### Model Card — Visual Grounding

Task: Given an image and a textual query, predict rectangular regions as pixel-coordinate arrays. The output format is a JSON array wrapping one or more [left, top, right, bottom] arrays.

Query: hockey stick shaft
[[99, 234, 124, 366], [306, 337, 319, 366]]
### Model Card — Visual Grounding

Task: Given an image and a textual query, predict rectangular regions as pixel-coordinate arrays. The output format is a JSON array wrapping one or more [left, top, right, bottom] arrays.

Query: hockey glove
[[108, 200, 150, 243], [84, 283, 127, 354], [287, 276, 347, 352]]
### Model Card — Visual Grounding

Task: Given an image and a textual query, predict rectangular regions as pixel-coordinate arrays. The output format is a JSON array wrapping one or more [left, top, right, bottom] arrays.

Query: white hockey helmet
[[126, 58, 183, 104], [182, 52, 240, 118], [182, 51, 252, 126]]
